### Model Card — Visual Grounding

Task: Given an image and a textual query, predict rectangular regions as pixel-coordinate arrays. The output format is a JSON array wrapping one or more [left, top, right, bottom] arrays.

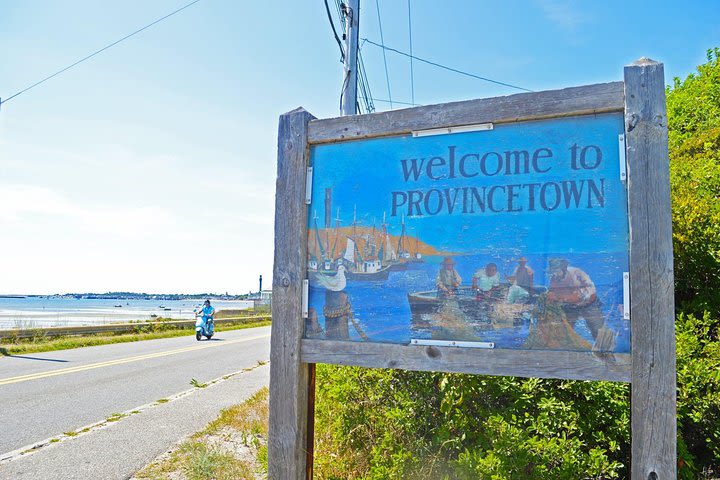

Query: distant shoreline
[[0, 294, 252, 301], [0, 297, 259, 330]]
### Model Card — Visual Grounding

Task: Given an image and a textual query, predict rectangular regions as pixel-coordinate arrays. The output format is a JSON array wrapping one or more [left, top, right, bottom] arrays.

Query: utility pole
[[341, 0, 360, 116], [304, 6, 360, 478]]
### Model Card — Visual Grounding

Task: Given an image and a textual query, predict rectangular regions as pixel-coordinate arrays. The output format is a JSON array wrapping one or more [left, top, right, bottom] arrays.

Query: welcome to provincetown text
[[390, 144, 609, 217]]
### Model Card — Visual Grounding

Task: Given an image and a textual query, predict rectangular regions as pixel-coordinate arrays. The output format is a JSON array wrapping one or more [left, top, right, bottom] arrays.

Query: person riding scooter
[[194, 299, 215, 340]]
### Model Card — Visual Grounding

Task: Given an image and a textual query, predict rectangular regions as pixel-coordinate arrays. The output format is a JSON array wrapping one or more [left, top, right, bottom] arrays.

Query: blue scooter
[[194, 310, 215, 341]]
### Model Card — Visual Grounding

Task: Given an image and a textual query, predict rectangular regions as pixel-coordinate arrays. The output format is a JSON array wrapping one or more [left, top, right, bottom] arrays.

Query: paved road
[[0, 326, 271, 478]]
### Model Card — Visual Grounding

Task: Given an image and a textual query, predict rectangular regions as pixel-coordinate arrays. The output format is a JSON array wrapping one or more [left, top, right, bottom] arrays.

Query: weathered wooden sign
[[269, 59, 676, 480], [306, 113, 629, 356]]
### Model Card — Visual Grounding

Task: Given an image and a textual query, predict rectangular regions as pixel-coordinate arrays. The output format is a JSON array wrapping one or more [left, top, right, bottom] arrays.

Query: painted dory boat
[[407, 285, 546, 323], [345, 264, 391, 281], [310, 265, 391, 283]]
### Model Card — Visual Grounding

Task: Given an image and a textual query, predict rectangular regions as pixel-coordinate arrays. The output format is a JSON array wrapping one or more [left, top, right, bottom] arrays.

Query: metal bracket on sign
[[412, 122, 493, 138], [411, 338, 495, 349], [305, 166, 313, 205], [623, 272, 630, 320], [618, 134, 627, 182], [301, 279, 309, 318]]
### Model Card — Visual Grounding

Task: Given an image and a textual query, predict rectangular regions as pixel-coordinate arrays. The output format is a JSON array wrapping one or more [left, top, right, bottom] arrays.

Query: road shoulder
[[0, 364, 270, 480]]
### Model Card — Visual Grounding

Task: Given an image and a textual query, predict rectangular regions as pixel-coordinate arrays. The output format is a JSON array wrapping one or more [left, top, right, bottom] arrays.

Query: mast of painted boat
[[312, 210, 327, 264], [330, 207, 341, 261], [397, 214, 410, 259]]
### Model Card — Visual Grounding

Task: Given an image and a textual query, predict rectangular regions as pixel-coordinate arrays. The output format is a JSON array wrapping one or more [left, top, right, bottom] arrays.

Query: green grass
[[183, 442, 253, 480], [135, 387, 269, 479], [190, 378, 208, 389], [106, 413, 127, 423], [0, 319, 270, 356]]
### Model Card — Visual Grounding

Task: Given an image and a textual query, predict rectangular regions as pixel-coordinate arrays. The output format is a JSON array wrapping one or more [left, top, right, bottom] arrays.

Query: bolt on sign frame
[[269, 59, 675, 480]]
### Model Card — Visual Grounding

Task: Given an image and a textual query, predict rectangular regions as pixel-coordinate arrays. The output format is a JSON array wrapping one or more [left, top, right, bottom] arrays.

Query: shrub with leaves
[[668, 50, 720, 313]]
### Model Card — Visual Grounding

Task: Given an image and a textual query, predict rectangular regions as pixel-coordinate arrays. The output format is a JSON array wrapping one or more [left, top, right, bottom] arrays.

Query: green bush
[[315, 316, 720, 479], [669, 49, 720, 312], [667, 48, 720, 153], [313, 49, 720, 479], [676, 312, 720, 476], [315, 366, 630, 479]]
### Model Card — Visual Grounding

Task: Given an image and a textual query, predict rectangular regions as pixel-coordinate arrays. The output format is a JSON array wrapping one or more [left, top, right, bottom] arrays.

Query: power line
[[324, 0, 344, 61], [357, 50, 376, 113], [333, 0, 344, 26], [0, 0, 204, 107], [361, 96, 416, 107], [374, 0, 393, 109], [361, 38, 533, 93], [407, 0, 415, 105]]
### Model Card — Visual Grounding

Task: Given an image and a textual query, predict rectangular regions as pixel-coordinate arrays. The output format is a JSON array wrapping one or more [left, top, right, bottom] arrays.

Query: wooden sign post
[[269, 59, 676, 480], [625, 59, 676, 479]]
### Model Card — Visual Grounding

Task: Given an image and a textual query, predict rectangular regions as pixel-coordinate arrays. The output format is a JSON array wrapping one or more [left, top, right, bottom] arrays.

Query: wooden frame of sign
[[269, 59, 676, 480]]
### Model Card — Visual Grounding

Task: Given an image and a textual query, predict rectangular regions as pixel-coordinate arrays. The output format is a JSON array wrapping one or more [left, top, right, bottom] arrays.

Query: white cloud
[[0, 182, 275, 294], [537, 0, 587, 30], [0, 184, 177, 236]]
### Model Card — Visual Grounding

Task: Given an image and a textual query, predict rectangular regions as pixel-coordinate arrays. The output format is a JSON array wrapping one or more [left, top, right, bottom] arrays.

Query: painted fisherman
[[546, 258, 605, 340], [512, 256, 534, 293], [505, 256, 534, 304], [436, 257, 462, 298], [472, 262, 501, 299]]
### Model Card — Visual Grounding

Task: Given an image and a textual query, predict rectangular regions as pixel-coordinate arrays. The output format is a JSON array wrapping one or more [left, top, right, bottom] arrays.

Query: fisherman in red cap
[[436, 256, 462, 298]]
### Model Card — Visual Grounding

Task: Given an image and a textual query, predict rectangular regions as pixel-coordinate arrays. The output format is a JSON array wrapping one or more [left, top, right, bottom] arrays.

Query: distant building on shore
[[249, 289, 272, 307]]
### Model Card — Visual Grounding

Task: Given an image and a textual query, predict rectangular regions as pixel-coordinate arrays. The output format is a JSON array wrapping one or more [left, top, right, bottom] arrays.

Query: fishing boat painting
[[304, 113, 631, 354], [307, 201, 426, 284]]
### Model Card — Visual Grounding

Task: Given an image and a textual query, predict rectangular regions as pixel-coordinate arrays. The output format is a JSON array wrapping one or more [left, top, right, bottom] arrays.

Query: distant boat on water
[[114, 304, 123, 308]]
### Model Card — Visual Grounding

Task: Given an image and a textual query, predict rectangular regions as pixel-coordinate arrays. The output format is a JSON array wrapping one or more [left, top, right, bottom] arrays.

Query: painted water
[[308, 253, 630, 353], [0, 297, 254, 329]]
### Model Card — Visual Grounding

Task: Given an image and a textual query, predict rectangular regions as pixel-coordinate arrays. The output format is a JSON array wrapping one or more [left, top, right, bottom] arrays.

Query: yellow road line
[[0, 334, 270, 386]]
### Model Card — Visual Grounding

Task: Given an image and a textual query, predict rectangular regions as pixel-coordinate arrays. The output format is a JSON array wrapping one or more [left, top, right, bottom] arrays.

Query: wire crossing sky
[[0, 0, 203, 108], [375, 0, 394, 109], [361, 38, 533, 93]]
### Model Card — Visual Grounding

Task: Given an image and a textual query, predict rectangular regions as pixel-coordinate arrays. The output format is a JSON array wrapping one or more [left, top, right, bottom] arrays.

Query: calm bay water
[[0, 297, 254, 329]]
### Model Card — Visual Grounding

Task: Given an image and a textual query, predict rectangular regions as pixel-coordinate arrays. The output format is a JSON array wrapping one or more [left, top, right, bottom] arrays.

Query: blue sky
[[0, 0, 717, 294]]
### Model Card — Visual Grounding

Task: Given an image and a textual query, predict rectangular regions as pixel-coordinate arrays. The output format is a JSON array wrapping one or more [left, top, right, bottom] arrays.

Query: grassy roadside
[[134, 387, 269, 480], [0, 319, 271, 356]]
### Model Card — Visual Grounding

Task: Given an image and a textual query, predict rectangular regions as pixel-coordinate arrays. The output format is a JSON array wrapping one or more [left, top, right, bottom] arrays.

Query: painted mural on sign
[[305, 113, 629, 353]]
